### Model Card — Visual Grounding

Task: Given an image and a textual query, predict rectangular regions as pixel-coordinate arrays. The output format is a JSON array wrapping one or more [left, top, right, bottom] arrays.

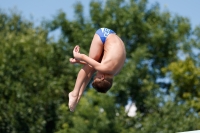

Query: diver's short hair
[[92, 77, 113, 93]]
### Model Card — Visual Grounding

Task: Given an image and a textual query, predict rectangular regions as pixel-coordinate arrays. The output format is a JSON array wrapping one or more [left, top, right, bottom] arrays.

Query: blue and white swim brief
[[95, 28, 116, 44]]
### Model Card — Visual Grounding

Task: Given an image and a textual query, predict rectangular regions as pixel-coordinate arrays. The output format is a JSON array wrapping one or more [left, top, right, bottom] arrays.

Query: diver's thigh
[[88, 34, 104, 61]]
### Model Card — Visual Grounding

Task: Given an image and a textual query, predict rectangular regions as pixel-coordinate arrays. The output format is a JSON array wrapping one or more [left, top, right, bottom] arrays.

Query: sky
[[1, 0, 200, 29]]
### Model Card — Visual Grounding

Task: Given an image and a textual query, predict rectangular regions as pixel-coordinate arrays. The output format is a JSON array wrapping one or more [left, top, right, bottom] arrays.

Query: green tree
[[0, 10, 77, 132], [0, 0, 200, 132], [50, 0, 200, 132]]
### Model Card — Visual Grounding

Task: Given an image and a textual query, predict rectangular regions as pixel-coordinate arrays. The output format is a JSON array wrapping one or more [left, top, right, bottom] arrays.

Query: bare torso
[[101, 34, 126, 75]]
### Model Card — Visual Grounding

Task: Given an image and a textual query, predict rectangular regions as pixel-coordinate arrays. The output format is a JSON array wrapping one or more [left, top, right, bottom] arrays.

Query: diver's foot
[[68, 92, 78, 112]]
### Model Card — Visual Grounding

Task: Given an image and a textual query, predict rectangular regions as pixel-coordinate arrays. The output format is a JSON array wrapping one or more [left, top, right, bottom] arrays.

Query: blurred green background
[[0, 0, 200, 133]]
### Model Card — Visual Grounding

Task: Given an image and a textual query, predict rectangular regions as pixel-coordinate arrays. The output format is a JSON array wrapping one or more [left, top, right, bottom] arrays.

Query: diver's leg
[[68, 33, 104, 112]]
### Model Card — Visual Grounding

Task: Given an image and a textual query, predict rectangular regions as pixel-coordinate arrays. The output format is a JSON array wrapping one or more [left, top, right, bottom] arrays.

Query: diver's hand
[[73, 45, 82, 60]]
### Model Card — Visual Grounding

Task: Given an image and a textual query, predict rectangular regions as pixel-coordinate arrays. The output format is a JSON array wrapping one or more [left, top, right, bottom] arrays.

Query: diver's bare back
[[101, 34, 126, 75]]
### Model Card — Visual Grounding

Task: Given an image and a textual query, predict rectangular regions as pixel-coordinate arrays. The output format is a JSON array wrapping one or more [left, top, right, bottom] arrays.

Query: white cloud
[[125, 103, 137, 117]]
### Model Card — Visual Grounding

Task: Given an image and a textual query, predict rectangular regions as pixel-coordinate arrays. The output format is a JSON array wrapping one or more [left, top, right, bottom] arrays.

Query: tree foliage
[[0, 0, 200, 132], [0, 10, 77, 133]]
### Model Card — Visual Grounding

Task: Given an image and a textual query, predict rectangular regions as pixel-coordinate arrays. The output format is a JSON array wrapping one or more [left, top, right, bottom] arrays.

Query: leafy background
[[0, 0, 200, 133]]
